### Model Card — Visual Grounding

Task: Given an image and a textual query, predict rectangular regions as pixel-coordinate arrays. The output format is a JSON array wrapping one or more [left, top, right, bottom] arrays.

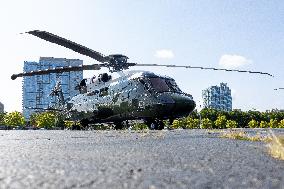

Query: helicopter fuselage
[[65, 71, 196, 125]]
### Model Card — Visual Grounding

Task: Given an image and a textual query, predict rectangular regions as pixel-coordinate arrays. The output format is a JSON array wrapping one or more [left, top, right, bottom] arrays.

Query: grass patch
[[220, 130, 264, 141], [267, 131, 284, 160], [220, 129, 284, 161]]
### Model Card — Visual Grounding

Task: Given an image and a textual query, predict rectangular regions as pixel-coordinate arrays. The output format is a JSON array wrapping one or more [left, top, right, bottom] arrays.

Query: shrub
[[170, 119, 184, 129], [0, 113, 6, 125], [200, 118, 213, 129], [214, 115, 227, 129], [35, 112, 56, 129], [64, 120, 75, 129], [259, 121, 269, 128], [184, 118, 200, 129], [226, 120, 238, 129], [4, 111, 25, 128], [132, 123, 148, 130], [269, 119, 279, 128], [248, 119, 259, 128], [278, 120, 284, 128]]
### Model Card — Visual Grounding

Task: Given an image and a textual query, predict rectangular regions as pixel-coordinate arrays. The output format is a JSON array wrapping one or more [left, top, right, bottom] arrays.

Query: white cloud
[[219, 54, 252, 69], [155, 49, 174, 59]]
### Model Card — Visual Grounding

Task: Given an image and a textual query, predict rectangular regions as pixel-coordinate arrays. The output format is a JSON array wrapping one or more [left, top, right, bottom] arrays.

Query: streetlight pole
[[198, 101, 202, 129]]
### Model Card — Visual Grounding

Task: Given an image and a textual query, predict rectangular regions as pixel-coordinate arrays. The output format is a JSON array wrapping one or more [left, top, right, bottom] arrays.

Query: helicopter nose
[[171, 93, 196, 115], [157, 93, 196, 116]]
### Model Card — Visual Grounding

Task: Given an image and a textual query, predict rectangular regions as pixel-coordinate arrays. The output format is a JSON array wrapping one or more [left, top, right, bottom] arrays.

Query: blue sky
[[0, 0, 283, 112]]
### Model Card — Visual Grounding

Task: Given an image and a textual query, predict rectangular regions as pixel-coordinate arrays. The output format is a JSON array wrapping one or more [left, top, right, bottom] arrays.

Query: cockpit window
[[140, 77, 182, 93], [117, 57, 127, 63], [166, 79, 182, 93], [149, 78, 170, 93]]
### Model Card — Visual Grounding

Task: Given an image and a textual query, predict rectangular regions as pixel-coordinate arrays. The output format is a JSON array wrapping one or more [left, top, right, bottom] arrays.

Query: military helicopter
[[11, 30, 273, 129]]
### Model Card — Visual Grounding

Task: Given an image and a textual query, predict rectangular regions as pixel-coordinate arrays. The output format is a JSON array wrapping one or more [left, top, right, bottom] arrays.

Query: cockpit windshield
[[141, 77, 182, 93], [149, 78, 169, 92]]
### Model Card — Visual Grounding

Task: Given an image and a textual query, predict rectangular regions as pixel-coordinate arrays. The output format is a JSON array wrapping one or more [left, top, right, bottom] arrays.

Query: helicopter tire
[[145, 119, 164, 130], [79, 119, 89, 130], [114, 122, 123, 130], [71, 123, 81, 130], [144, 119, 154, 130], [157, 120, 165, 130]]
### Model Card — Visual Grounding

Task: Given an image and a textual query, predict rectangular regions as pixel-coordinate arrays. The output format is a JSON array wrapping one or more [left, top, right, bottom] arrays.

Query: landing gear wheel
[[71, 123, 81, 130], [79, 119, 89, 130], [145, 119, 164, 130], [156, 120, 164, 130], [145, 119, 155, 130], [114, 122, 123, 130]]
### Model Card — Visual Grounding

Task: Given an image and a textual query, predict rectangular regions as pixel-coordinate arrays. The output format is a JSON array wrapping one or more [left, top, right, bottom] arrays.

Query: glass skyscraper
[[202, 83, 232, 111], [22, 57, 83, 119]]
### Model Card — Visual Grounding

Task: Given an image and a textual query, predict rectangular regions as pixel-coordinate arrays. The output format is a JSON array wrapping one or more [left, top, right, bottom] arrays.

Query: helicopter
[[11, 30, 273, 130]]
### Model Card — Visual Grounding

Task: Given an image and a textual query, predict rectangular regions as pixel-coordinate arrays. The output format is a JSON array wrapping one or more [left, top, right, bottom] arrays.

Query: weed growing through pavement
[[267, 130, 284, 160], [220, 129, 284, 160], [220, 129, 271, 142]]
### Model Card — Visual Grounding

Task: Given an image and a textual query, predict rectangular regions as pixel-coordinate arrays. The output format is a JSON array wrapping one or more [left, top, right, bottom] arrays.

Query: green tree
[[214, 115, 227, 129], [0, 112, 6, 125], [226, 120, 238, 129], [260, 112, 270, 122], [217, 110, 229, 120], [269, 111, 284, 121], [248, 119, 259, 128], [4, 111, 25, 128], [200, 108, 218, 122], [227, 109, 249, 128], [200, 118, 213, 129], [248, 111, 261, 123], [188, 109, 199, 119]]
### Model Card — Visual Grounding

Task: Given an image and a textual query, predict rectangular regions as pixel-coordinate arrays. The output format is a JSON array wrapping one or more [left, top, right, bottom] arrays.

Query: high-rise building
[[202, 83, 232, 111], [0, 102, 4, 113], [22, 57, 83, 119]]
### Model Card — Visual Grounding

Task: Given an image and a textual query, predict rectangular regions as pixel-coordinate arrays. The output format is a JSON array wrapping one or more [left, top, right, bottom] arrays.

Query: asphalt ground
[[0, 129, 283, 189]]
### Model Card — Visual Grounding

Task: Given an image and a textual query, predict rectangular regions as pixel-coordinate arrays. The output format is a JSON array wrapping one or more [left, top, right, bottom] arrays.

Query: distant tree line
[[0, 111, 75, 130], [173, 108, 284, 129], [0, 108, 284, 130]]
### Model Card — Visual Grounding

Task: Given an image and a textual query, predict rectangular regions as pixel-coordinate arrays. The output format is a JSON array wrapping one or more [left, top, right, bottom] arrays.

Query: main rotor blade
[[27, 30, 106, 62], [134, 64, 274, 77], [11, 64, 103, 80]]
